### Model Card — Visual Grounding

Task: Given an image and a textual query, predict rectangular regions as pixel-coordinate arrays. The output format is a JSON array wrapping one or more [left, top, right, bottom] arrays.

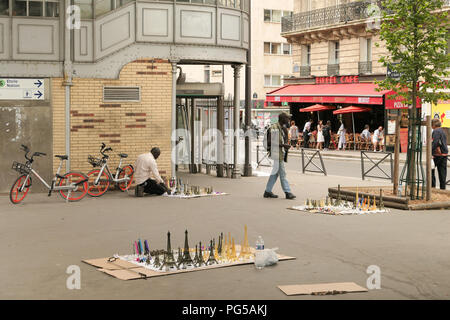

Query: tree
[[376, 0, 450, 199]]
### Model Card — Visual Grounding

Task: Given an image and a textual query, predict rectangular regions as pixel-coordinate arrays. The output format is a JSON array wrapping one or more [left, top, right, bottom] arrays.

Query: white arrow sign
[[0, 78, 45, 100]]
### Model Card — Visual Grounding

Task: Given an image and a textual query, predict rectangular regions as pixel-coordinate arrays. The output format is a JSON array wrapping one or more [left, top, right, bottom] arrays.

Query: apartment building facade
[[181, 0, 294, 128]]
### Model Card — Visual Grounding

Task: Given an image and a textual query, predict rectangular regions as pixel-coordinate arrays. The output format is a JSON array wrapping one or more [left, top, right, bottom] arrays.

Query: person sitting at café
[[373, 126, 383, 152], [361, 125, 371, 149], [134, 147, 170, 197]]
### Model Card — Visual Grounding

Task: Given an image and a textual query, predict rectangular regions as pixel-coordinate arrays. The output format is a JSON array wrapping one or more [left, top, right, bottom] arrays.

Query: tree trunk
[[393, 113, 401, 195], [409, 83, 418, 199]]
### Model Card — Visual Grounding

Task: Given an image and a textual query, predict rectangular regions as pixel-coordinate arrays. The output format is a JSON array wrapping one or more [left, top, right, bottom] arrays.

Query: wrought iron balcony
[[358, 61, 372, 74], [327, 64, 339, 76], [300, 66, 311, 77], [282, 1, 374, 34]]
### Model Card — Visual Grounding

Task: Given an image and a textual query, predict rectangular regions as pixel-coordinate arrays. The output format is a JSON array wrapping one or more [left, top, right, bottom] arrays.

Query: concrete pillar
[[170, 60, 179, 179], [232, 64, 242, 179]]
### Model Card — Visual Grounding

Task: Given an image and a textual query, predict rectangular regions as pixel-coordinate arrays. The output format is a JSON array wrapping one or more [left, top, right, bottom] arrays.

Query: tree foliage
[[377, 0, 450, 104]]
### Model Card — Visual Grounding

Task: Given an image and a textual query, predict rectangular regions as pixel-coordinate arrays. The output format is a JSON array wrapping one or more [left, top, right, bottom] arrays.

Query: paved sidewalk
[[1, 168, 450, 300]]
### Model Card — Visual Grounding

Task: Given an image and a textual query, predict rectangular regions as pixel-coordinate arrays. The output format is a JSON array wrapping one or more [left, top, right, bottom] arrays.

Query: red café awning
[[266, 83, 422, 109], [299, 104, 336, 112], [333, 106, 372, 114]]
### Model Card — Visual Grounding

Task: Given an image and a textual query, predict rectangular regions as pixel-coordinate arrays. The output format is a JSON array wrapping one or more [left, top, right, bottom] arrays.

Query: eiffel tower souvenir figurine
[[195, 242, 206, 267], [177, 247, 182, 264], [206, 240, 218, 265], [160, 231, 179, 271], [239, 225, 252, 260], [229, 238, 238, 262], [152, 250, 162, 268], [178, 230, 194, 268]]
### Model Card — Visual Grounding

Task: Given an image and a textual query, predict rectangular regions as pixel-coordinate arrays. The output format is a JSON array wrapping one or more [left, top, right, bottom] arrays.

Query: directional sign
[[0, 78, 45, 100], [387, 63, 401, 80]]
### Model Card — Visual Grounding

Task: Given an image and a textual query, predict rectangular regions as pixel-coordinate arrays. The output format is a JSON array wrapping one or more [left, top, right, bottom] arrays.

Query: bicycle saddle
[[119, 153, 128, 158], [55, 155, 68, 160]]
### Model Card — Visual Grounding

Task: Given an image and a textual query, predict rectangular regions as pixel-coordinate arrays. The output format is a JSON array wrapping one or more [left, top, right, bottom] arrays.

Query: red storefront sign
[[315, 75, 359, 85]]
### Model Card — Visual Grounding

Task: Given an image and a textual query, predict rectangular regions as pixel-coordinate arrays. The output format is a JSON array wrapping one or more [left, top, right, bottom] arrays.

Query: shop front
[[266, 75, 421, 152]]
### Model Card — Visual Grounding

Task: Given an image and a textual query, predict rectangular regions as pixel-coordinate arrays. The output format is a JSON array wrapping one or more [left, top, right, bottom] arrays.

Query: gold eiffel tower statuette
[[178, 230, 194, 269], [195, 242, 206, 267], [228, 237, 237, 262], [214, 239, 220, 262], [370, 195, 377, 211], [160, 231, 178, 270], [239, 225, 252, 260], [193, 244, 199, 265], [355, 187, 359, 209], [207, 240, 218, 265]]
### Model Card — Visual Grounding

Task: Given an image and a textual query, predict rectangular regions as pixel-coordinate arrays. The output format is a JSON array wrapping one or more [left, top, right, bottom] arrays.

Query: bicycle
[[10, 145, 89, 204], [86, 143, 134, 197]]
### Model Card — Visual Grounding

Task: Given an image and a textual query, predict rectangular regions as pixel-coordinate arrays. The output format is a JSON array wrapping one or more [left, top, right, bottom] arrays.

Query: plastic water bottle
[[254, 236, 265, 270]]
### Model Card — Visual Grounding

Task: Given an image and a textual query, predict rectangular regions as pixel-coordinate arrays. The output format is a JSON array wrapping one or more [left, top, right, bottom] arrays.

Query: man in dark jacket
[[431, 119, 448, 190], [263, 113, 296, 200]]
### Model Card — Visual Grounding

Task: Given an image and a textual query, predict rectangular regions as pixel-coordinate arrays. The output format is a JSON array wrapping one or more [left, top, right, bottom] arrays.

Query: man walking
[[263, 113, 296, 200], [432, 119, 448, 190], [134, 147, 170, 197]]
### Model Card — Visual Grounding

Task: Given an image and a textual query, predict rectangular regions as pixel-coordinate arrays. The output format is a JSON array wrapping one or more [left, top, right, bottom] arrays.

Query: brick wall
[[52, 59, 172, 178]]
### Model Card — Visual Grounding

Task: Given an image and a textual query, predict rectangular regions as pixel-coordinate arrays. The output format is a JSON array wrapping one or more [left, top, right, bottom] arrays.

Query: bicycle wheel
[[87, 169, 110, 197], [10, 175, 32, 204], [59, 172, 88, 202], [118, 165, 134, 191]]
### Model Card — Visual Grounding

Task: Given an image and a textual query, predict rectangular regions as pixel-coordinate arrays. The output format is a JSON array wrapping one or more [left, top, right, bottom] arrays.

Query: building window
[[212, 70, 223, 77], [12, 0, 59, 17], [74, 0, 93, 19], [359, 37, 372, 74], [264, 75, 282, 87], [0, 0, 9, 15], [264, 9, 292, 23], [329, 41, 339, 64], [301, 44, 311, 66], [204, 66, 210, 83], [283, 43, 292, 55], [264, 42, 291, 55]]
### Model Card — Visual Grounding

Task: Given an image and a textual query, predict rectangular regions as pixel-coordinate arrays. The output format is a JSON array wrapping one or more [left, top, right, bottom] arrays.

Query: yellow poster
[[432, 100, 450, 128]]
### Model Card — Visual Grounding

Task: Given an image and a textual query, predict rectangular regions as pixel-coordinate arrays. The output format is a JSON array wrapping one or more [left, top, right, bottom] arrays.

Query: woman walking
[[289, 120, 299, 150], [316, 120, 324, 150]]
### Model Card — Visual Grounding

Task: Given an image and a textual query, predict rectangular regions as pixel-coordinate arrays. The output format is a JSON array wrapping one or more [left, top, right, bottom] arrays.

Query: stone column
[[232, 64, 242, 179], [170, 60, 179, 179]]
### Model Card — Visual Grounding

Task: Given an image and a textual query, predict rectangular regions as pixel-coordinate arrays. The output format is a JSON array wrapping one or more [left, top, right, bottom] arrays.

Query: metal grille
[[359, 61, 372, 74], [12, 161, 31, 175], [103, 87, 140, 102], [300, 66, 311, 77], [282, 1, 374, 34], [327, 64, 339, 76]]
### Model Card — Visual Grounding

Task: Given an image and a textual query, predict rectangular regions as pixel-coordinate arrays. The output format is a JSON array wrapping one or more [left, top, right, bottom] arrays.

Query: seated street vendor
[[134, 147, 170, 197]]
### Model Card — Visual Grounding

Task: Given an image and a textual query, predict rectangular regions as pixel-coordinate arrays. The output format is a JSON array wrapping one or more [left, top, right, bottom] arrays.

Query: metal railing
[[327, 64, 339, 76], [300, 65, 311, 77], [282, 1, 373, 34], [301, 149, 327, 176], [358, 61, 372, 74], [361, 151, 393, 182]]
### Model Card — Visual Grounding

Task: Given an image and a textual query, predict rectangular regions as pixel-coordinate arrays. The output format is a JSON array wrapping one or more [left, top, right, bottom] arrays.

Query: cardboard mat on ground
[[278, 282, 368, 296], [83, 253, 296, 281]]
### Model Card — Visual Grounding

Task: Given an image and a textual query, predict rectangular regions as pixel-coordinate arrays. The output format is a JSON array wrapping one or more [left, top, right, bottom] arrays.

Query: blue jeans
[[265, 161, 291, 193]]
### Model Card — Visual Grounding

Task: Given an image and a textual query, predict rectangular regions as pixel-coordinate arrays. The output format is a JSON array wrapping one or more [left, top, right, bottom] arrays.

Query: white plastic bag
[[255, 248, 279, 268]]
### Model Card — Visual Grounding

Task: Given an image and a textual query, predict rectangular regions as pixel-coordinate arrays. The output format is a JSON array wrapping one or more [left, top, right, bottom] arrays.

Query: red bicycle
[[10, 145, 88, 204], [86, 143, 134, 197]]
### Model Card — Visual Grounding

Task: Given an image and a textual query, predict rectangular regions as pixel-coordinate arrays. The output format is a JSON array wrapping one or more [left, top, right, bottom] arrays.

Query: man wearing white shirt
[[373, 126, 383, 152], [303, 119, 313, 148], [134, 147, 169, 197]]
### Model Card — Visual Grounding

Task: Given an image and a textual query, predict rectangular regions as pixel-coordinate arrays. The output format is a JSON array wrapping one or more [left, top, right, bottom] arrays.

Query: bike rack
[[301, 149, 327, 176], [361, 151, 394, 182]]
